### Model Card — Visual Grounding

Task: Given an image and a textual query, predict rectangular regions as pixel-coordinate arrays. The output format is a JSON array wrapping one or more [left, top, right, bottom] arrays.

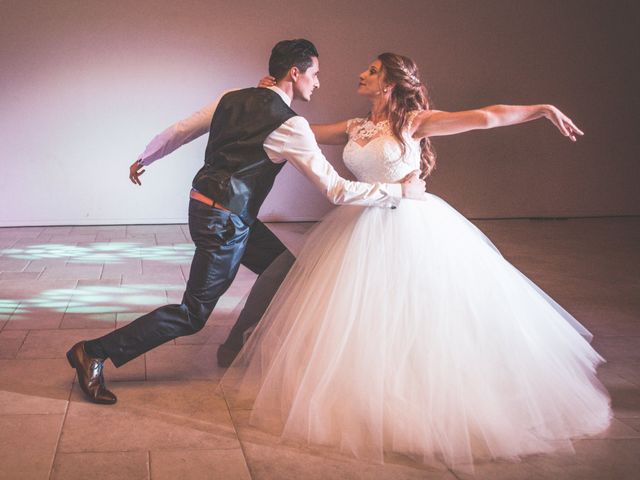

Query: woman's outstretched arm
[[413, 105, 583, 141], [257, 75, 350, 145], [310, 122, 350, 145]]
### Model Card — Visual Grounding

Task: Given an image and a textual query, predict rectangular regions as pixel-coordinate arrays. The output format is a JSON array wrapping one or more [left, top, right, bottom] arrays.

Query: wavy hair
[[377, 52, 436, 178]]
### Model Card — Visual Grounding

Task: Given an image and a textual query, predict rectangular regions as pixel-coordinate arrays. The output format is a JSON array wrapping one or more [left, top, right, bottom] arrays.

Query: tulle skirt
[[222, 193, 611, 472]]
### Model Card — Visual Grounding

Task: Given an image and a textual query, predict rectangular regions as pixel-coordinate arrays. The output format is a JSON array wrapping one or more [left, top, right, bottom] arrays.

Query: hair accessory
[[401, 66, 420, 85]]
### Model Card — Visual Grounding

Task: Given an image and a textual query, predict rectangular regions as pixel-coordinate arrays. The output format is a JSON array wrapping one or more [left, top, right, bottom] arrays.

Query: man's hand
[[400, 170, 426, 199], [257, 76, 276, 88], [129, 159, 145, 186]]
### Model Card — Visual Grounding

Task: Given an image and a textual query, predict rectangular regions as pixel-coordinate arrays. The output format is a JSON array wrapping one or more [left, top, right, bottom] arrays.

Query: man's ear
[[290, 66, 300, 82]]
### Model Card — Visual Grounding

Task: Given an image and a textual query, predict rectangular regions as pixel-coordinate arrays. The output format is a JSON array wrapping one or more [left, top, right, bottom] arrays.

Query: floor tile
[[0, 271, 40, 281], [0, 279, 78, 300], [0, 220, 637, 480], [59, 381, 238, 453], [592, 336, 640, 363], [76, 278, 122, 287], [140, 262, 185, 276], [619, 417, 640, 433], [17, 329, 113, 359], [0, 389, 68, 416], [51, 451, 149, 480], [4, 309, 65, 330], [38, 265, 103, 280], [229, 408, 454, 479], [165, 287, 185, 304], [122, 273, 185, 285], [41, 227, 74, 235], [145, 344, 222, 381], [0, 238, 18, 248], [0, 329, 28, 359], [105, 355, 146, 383], [241, 441, 455, 480], [128, 225, 184, 234], [150, 448, 250, 480], [609, 381, 640, 418], [102, 260, 143, 277], [0, 226, 44, 238], [594, 418, 640, 439], [0, 414, 65, 479], [455, 438, 640, 480], [0, 259, 30, 272], [48, 234, 98, 243], [0, 358, 74, 410], [154, 233, 188, 244], [59, 312, 117, 330], [23, 258, 69, 271]]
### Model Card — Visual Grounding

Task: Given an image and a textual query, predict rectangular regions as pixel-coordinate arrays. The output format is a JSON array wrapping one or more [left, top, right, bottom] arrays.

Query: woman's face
[[357, 59, 388, 97]]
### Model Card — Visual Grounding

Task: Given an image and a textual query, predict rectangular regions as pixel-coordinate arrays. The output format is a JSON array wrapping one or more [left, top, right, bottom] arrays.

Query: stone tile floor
[[0, 218, 638, 479]]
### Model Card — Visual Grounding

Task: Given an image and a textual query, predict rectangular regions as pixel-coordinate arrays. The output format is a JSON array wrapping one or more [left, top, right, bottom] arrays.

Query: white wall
[[0, 0, 638, 226]]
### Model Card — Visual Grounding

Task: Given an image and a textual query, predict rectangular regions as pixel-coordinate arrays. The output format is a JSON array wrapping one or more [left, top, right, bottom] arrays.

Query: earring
[[383, 87, 388, 93]]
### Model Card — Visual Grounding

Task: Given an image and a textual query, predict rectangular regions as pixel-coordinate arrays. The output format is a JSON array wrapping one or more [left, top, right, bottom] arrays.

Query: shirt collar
[[268, 86, 292, 106]]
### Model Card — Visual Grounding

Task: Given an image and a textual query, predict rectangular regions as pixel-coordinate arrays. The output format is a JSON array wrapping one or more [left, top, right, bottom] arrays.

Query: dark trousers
[[98, 199, 287, 367], [221, 248, 296, 350]]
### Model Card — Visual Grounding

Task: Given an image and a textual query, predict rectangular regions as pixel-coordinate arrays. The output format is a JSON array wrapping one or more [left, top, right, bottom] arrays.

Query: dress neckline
[[351, 118, 392, 146]]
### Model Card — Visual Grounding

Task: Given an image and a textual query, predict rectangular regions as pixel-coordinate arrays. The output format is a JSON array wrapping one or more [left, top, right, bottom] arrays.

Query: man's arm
[[129, 92, 231, 185], [265, 116, 424, 207]]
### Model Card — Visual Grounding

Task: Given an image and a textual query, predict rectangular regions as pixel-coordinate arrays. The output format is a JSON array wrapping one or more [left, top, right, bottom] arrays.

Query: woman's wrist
[[538, 104, 552, 119]]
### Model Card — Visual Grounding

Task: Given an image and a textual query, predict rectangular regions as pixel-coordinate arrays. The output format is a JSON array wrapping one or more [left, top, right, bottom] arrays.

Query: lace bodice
[[343, 114, 421, 183]]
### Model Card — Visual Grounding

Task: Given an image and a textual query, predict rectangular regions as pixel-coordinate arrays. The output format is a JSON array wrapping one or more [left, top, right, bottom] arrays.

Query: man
[[66, 39, 425, 404]]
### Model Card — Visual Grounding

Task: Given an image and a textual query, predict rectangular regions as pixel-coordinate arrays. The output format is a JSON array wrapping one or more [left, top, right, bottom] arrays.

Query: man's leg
[[68, 201, 252, 404], [217, 221, 296, 366], [98, 202, 250, 366], [239, 220, 289, 274], [223, 250, 295, 350]]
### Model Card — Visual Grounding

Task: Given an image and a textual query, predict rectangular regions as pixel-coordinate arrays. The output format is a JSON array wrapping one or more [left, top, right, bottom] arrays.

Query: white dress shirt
[[138, 87, 402, 208]]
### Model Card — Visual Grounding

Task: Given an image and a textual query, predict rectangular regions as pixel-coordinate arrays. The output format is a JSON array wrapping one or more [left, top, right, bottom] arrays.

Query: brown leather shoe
[[66, 341, 117, 405]]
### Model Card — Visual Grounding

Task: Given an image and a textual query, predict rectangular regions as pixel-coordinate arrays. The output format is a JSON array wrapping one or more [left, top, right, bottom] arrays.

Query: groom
[[67, 39, 425, 404]]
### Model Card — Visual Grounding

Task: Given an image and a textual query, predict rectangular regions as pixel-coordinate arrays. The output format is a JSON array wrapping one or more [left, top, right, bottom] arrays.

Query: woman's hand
[[257, 76, 276, 88], [542, 105, 584, 142]]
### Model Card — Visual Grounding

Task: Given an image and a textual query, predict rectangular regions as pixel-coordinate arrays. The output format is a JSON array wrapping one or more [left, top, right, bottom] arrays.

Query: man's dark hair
[[268, 39, 319, 81]]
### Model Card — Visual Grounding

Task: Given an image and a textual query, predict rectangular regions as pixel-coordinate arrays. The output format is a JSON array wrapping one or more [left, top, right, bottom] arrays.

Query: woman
[[223, 53, 611, 472]]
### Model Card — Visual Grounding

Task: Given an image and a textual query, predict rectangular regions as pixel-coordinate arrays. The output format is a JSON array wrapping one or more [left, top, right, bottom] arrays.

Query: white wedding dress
[[222, 116, 611, 471]]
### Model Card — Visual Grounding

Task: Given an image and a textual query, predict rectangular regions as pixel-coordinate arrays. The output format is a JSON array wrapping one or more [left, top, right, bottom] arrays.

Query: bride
[[222, 53, 611, 471]]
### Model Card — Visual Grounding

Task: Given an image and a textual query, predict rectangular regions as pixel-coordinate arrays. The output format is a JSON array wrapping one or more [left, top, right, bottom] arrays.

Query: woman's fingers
[[552, 108, 584, 142], [566, 118, 584, 136], [552, 113, 575, 140], [257, 76, 277, 88], [401, 169, 420, 182]]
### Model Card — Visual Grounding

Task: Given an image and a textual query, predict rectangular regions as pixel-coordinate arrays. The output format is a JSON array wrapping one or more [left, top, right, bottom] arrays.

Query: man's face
[[292, 56, 320, 102]]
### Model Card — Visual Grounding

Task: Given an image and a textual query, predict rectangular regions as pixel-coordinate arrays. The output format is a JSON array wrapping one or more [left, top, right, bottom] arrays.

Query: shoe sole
[[66, 349, 76, 369]]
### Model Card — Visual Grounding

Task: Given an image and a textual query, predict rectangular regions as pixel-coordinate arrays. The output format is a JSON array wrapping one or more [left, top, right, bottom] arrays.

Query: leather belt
[[190, 189, 230, 212]]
